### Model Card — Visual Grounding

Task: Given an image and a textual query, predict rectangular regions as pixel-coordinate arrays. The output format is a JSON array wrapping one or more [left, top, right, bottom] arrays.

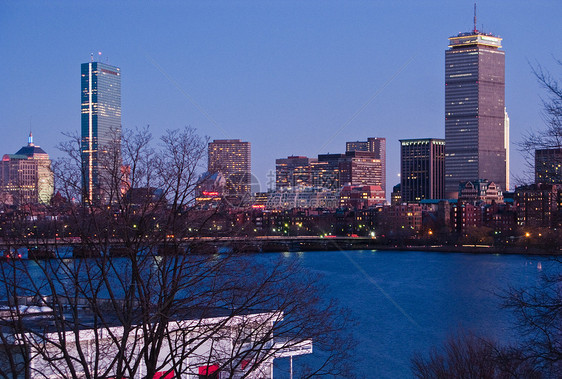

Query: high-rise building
[[400, 138, 445, 202], [504, 108, 510, 190], [275, 156, 318, 189], [346, 137, 386, 193], [208, 139, 251, 199], [338, 151, 384, 189], [274, 151, 384, 197], [275, 155, 340, 191], [1, 133, 53, 205], [444, 21, 506, 197], [81, 61, 121, 204], [535, 147, 562, 184], [515, 183, 562, 228]]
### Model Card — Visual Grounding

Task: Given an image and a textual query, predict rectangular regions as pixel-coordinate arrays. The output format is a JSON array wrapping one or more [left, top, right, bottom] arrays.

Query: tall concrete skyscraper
[[81, 60, 121, 204], [400, 138, 445, 202], [444, 19, 506, 198], [208, 139, 251, 199]]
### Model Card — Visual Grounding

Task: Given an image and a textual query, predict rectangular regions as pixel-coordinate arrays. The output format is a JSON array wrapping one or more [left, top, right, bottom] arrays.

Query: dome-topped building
[[1, 133, 54, 205]]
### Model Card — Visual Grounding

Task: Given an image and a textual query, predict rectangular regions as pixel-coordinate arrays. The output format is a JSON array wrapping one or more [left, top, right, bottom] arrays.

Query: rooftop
[[448, 31, 502, 49]]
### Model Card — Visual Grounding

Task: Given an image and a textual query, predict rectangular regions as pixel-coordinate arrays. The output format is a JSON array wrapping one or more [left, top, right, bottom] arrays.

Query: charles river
[[270, 249, 551, 378], [6, 249, 554, 378]]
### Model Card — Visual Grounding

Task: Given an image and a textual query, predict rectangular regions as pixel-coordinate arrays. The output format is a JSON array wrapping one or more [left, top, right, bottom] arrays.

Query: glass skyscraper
[[81, 61, 121, 204], [444, 28, 506, 198], [400, 138, 445, 202]]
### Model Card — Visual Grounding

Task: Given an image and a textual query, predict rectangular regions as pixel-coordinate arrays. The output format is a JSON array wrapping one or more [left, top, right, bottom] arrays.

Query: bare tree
[[0, 127, 354, 378], [506, 60, 562, 376], [516, 59, 562, 184], [503, 259, 562, 377], [411, 331, 541, 379]]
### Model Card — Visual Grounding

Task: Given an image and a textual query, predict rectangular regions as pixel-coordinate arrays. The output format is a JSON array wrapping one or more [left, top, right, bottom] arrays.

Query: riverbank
[[4, 236, 560, 260], [246, 238, 561, 256]]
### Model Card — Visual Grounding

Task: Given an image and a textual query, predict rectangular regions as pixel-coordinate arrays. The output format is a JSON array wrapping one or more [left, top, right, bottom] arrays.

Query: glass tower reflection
[[81, 61, 121, 204]]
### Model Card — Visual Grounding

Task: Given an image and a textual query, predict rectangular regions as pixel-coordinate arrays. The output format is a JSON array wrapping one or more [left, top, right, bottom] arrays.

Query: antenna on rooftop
[[90, 53, 94, 62], [28, 117, 33, 146], [473, 3, 477, 33]]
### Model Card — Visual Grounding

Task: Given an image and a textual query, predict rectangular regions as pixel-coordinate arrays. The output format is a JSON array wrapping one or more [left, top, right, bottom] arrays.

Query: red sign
[[199, 365, 219, 375], [202, 191, 220, 197], [153, 371, 174, 379]]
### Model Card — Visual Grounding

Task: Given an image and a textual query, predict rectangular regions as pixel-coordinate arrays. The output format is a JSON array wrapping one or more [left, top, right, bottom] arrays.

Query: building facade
[[0, 133, 53, 205], [274, 150, 384, 198], [0, 299, 311, 379], [444, 27, 506, 197], [81, 61, 122, 204], [346, 137, 386, 193], [458, 179, 503, 204], [400, 138, 445, 202], [535, 147, 562, 184], [338, 151, 384, 189], [340, 185, 385, 209], [515, 183, 562, 228], [275, 156, 318, 189], [208, 139, 251, 200]]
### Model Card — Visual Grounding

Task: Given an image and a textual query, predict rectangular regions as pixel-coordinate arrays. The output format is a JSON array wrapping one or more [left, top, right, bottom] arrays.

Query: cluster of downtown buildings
[[1, 25, 561, 237], [198, 27, 561, 236]]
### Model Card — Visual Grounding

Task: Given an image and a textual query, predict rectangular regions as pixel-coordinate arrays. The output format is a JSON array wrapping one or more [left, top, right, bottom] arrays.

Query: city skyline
[[1, 1, 561, 199]]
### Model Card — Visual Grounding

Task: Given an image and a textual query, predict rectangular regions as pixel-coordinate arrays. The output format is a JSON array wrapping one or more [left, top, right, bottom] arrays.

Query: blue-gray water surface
[[273, 250, 550, 378], [1, 249, 552, 378]]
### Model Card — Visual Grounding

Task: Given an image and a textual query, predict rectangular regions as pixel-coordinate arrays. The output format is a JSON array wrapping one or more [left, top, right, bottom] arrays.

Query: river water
[[0, 249, 552, 378], [275, 249, 551, 378]]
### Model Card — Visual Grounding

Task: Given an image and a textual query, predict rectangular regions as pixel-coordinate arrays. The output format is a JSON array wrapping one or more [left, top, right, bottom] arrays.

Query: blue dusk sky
[[1, 1, 561, 196]]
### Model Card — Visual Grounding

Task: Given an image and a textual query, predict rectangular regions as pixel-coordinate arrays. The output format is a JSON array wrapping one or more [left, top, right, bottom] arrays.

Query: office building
[[504, 108, 510, 190], [535, 147, 562, 184], [515, 183, 562, 228], [444, 22, 506, 197], [346, 137, 386, 193], [275, 150, 384, 198], [208, 139, 251, 199], [81, 61, 122, 204], [1, 133, 53, 205], [400, 138, 445, 202], [275, 156, 318, 189], [340, 184, 385, 209], [339, 151, 384, 189], [254, 188, 339, 210], [317, 151, 384, 192]]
